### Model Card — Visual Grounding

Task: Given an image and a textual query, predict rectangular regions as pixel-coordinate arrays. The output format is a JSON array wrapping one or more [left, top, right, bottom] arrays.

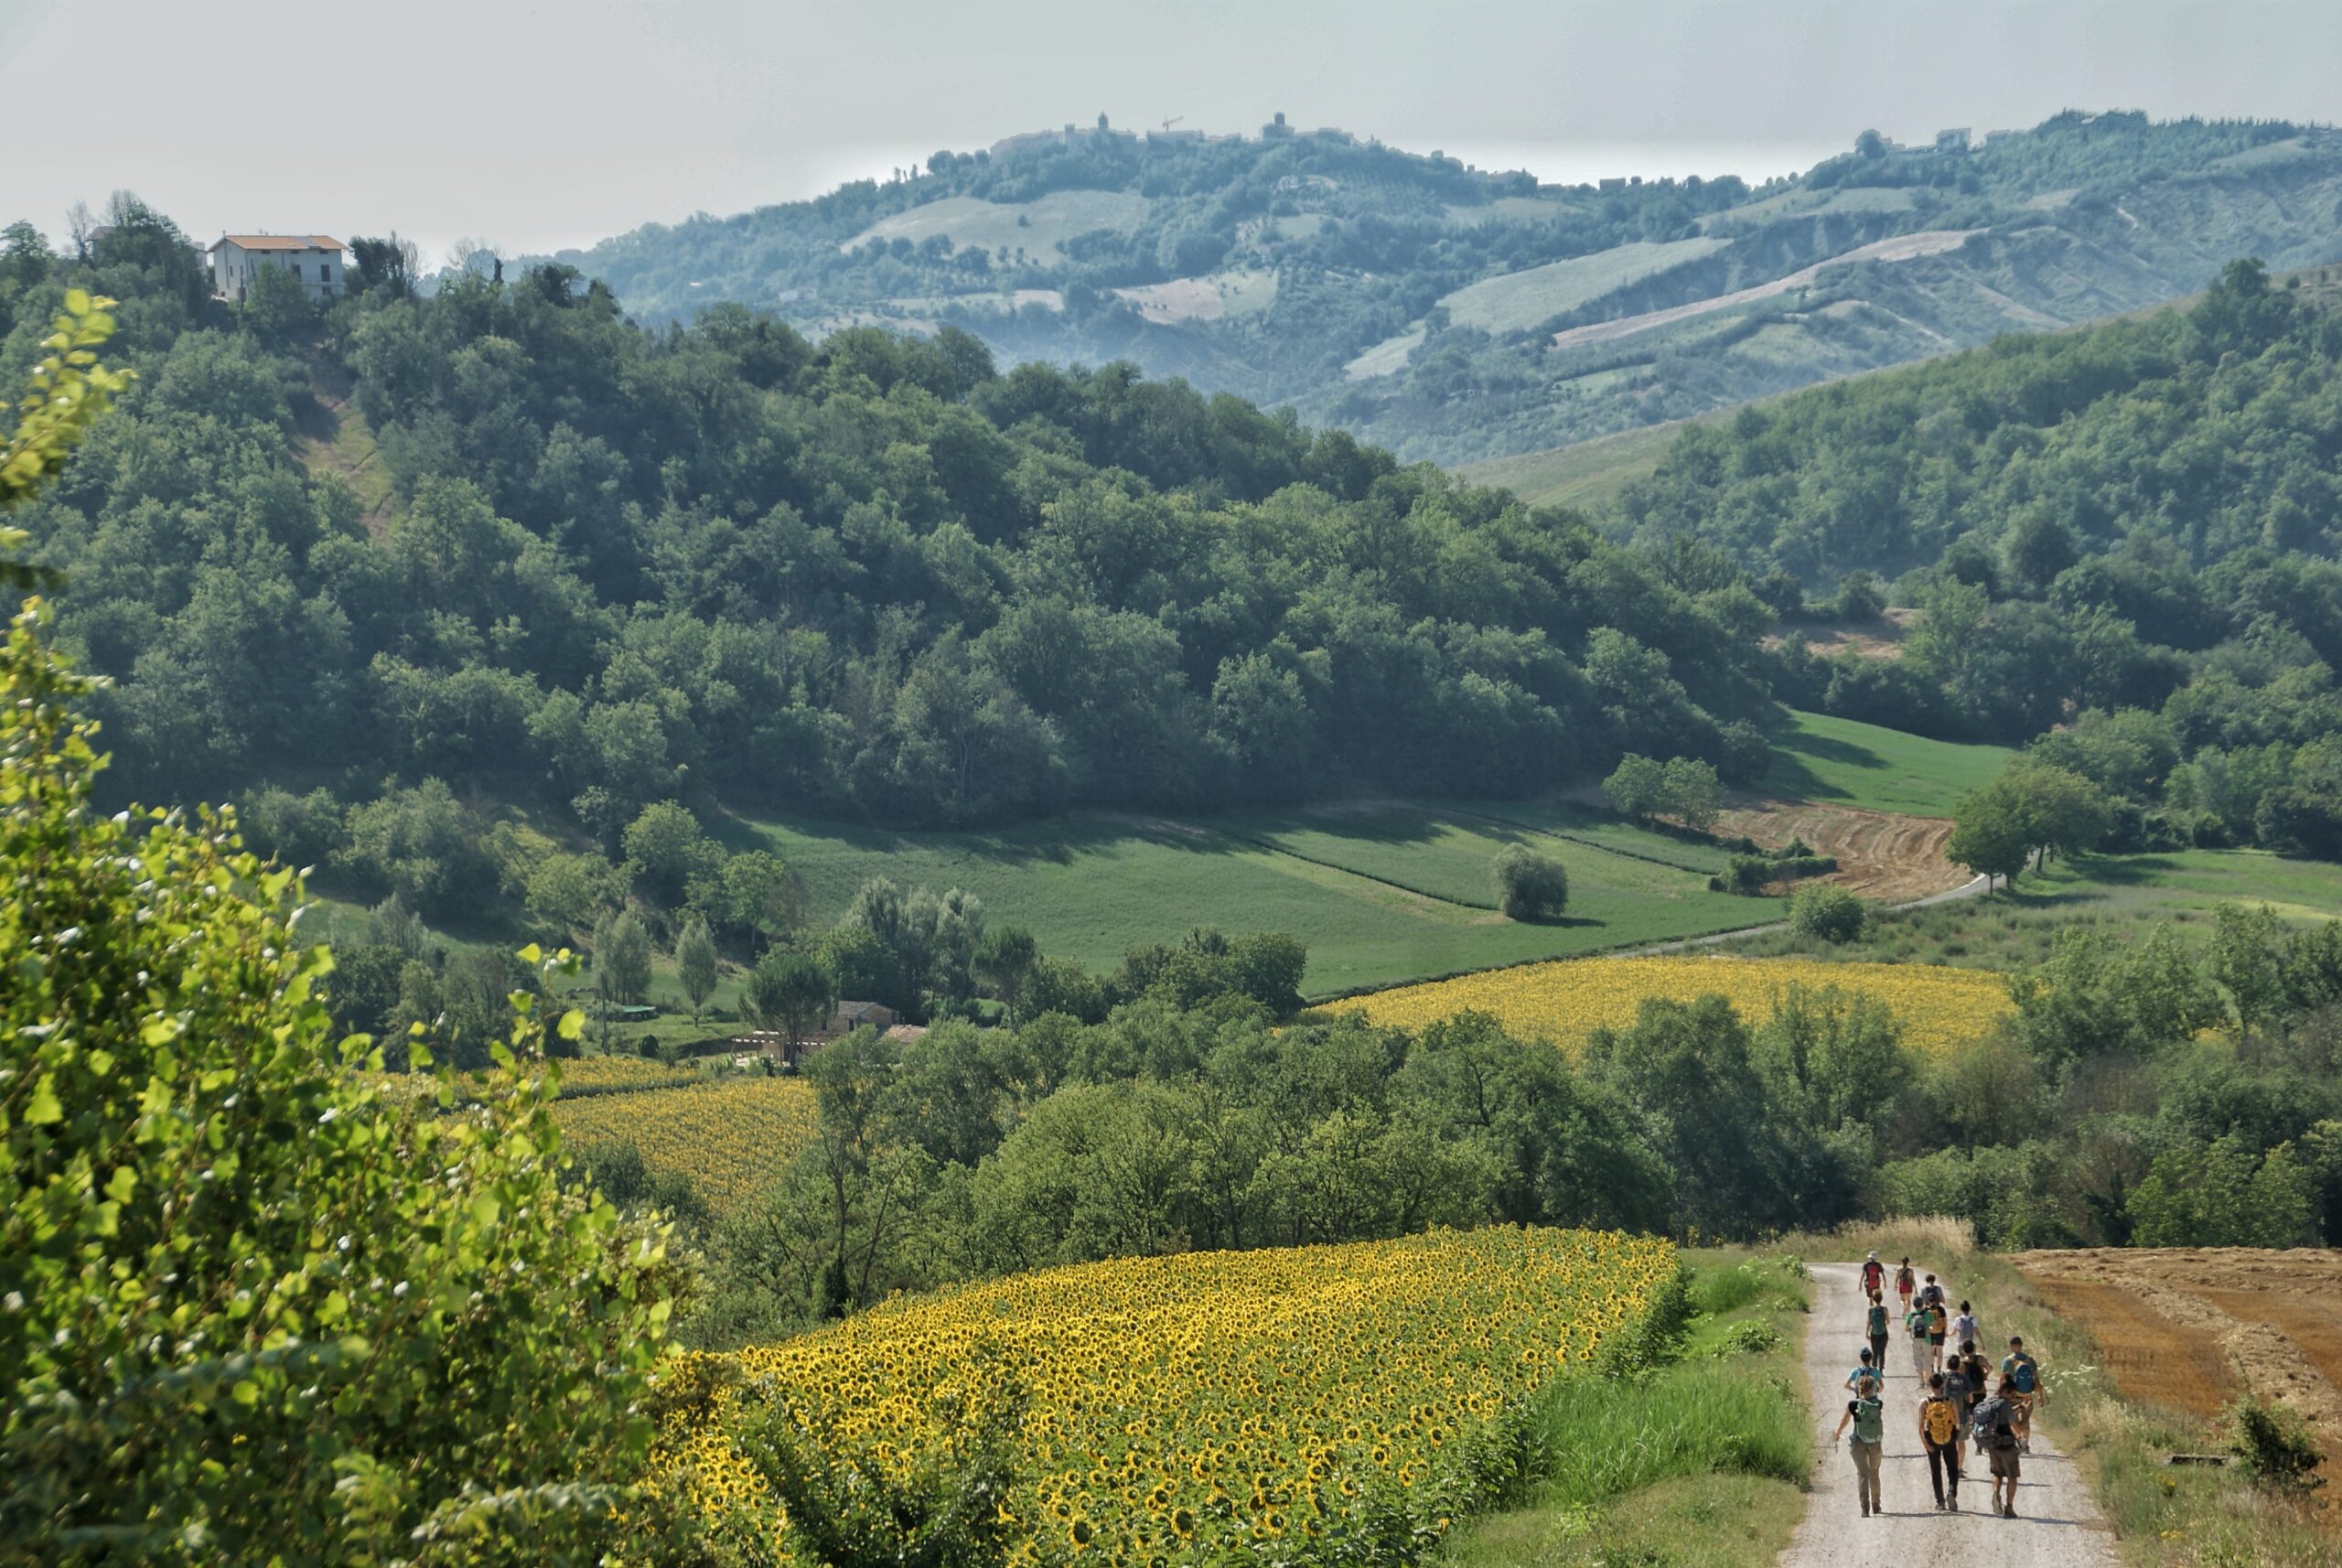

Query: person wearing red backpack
[[1894, 1258, 1916, 1314], [1861, 1251, 1885, 1298]]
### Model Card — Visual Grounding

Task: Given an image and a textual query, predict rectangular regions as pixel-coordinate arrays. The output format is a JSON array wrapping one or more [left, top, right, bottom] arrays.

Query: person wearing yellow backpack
[[1918, 1371, 1963, 1511]]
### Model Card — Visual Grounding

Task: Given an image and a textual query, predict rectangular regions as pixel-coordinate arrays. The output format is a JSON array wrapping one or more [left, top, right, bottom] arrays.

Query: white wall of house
[[209, 237, 346, 302]]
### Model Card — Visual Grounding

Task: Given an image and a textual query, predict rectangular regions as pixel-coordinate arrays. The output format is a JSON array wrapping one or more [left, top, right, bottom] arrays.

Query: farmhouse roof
[[209, 234, 346, 253]]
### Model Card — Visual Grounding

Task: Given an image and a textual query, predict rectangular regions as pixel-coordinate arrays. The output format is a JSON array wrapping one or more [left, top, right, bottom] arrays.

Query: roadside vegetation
[[1439, 1252, 1812, 1568]]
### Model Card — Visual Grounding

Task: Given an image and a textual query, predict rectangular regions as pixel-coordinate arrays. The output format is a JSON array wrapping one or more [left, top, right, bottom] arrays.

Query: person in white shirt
[[1950, 1300, 1981, 1355]]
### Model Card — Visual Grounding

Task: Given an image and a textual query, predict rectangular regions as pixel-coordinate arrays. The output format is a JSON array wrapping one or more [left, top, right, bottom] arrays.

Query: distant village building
[[829, 1000, 896, 1035], [208, 234, 346, 302]]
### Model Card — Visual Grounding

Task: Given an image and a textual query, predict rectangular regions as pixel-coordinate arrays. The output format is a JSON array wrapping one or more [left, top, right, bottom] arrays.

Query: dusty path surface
[[1779, 1262, 2118, 1568]]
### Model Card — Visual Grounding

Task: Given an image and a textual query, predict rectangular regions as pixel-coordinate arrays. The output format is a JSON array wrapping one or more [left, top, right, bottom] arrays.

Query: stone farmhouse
[[208, 234, 346, 302]]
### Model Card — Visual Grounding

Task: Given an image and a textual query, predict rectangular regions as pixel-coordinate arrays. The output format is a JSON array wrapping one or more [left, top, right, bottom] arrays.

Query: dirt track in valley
[[1717, 800, 1967, 901]]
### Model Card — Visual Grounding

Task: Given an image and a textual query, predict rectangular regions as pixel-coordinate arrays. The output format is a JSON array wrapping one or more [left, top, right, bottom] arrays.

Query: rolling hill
[[547, 111, 2342, 466]]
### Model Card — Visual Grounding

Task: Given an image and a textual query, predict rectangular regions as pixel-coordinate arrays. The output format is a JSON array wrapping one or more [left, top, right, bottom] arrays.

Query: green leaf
[[26, 1076, 62, 1124]]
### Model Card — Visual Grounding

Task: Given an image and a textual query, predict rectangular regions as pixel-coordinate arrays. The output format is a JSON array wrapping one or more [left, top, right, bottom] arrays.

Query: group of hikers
[[1830, 1251, 2044, 1520]]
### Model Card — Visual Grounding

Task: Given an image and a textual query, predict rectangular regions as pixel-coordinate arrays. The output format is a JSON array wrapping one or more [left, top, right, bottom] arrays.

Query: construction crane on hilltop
[[1160, 115, 1184, 133]]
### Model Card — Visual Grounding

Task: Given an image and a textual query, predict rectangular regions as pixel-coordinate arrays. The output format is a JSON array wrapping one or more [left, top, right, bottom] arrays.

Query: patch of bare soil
[[1716, 799, 1965, 900], [1764, 607, 1922, 662]]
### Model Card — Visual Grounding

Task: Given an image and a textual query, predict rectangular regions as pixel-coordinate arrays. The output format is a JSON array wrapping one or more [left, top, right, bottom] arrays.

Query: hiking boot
[[2003, 1503, 2015, 1519]]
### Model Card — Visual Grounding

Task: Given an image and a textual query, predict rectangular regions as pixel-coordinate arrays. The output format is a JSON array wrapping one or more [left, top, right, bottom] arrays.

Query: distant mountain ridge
[[548, 112, 2342, 465]]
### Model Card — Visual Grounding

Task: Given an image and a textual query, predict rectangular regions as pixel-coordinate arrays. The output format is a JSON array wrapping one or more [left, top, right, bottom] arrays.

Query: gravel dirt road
[[1778, 1262, 2119, 1568]]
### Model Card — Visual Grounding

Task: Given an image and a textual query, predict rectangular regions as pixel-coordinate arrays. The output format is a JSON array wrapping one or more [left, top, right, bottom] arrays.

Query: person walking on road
[[2002, 1336, 2042, 1453], [1862, 1251, 1886, 1299], [1971, 1376, 2025, 1517], [1864, 1290, 1891, 1372], [1919, 1371, 1963, 1511], [1927, 1294, 1950, 1373], [1940, 1350, 1974, 1477], [1951, 1300, 1981, 1356], [1895, 1258, 1916, 1314], [1845, 1346, 1887, 1393], [1905, 1297, 1933, 1379], [1832, 1374, 1888, 1518]]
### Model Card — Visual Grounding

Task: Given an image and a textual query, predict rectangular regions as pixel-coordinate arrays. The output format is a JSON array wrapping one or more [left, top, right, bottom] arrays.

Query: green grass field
[[1437, 237, 1728, 335], [1733, 845, 2342, 972], [725, 801, 1768, 997], [1765, 709, 2012, 816], [1452, 418, 1691, 510]]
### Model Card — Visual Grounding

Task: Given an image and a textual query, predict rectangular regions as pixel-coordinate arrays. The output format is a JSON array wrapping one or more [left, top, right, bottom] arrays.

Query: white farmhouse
[[207, 234, 347, 301]]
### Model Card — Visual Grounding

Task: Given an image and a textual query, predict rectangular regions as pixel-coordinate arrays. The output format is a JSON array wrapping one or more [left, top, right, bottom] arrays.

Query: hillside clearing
[[1766, 709, 2012, 817], [1549, 229, 1978, 350], [1439, 237, 1729, 335], [840, 188, 1152, 257]]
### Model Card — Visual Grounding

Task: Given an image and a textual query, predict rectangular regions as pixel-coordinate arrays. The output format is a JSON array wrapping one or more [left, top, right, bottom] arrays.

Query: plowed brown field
[[1714, 800, 1966, 900], [2026, 1275, 2235, 1415], [2014, 1248, 2342, 1492]]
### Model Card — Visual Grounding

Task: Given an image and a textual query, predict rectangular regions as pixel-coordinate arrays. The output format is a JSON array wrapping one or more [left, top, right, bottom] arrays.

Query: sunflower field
[[550, 1076, 818, 1214], [657, 1227, 1675, 1564], [1320, 955, 2010, 1057]]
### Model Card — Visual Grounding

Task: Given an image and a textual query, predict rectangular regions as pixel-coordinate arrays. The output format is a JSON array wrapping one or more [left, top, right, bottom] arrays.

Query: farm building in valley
[[208, 234, 346, 301]]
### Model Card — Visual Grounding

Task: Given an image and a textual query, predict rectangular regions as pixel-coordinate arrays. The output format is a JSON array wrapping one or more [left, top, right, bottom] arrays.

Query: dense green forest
[[0, 202, 1778, 876], [554, 112, 2342, 462], [1620, 260, 2342, 855]]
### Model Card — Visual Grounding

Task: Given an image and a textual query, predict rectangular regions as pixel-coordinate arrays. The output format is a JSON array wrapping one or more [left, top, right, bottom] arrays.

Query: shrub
[[1789, 883, 1867, 943], [2229, 1397, 2325, 1493], [0, 605, 678, 1562], [1493, 844, 1571, 921]]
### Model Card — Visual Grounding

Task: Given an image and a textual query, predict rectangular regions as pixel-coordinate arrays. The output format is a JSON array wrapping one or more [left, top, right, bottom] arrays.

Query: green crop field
[[726, 802, 1767, 996], [1454, 418, 1691, 509], [1436, 237, 1728, 335], [1764, 710, 2012, 816]]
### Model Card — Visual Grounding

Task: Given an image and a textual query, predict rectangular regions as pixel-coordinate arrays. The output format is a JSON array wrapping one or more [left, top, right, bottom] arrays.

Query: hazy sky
[[6, 0, 2339, 263]]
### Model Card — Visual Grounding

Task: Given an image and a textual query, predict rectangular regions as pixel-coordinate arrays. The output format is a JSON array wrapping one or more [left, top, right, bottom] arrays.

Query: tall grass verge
[[1439, 1253, 1813, 1568]]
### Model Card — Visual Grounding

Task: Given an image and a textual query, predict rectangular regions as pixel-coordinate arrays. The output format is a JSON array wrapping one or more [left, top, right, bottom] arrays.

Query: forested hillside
[[1628, 261, 2342, 855], [554, 112, 2342, 464], [0, 204, 1776, 884]]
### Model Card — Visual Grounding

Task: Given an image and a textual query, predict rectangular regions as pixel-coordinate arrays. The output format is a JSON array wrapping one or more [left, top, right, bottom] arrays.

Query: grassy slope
[[843, 189, 1154, 256], [725, 803, 1767, 997], [1437, 237, 1730, 335], [1733, 847, 2342, 972], [1451, 417, 1695, 510], [1766, 709, 2012, 817], [1441, 1252, 1813, 1568]]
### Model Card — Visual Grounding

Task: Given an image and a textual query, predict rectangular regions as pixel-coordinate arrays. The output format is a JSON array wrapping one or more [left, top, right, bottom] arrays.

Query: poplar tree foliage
[[0, 309, 676, 1563]]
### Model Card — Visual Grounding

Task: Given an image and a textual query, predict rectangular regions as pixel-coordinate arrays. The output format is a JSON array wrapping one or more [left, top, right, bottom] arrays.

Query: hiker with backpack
[[1832, 1373, 1888, 1518], [1971, 1375, 2025, 1517], [1927, 1294, 1950, 1372], [1939, 1352, 1973, 1474], [1951, 1300, 1982, 1357], [1845, 1345, 1888, 1393], [1919, 1371, 1963, 1511], [2001, 1336, 2041, 1453], [1895, 1258, 1916, 1313], [1864, 1290, 1891, 1374], [1862, 1251, 1886, 1299], [1905, 1296, 1934, 1380]]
